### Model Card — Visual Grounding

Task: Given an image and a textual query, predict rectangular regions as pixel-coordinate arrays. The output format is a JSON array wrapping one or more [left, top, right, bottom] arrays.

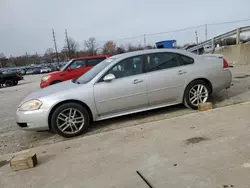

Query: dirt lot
[[0, 65, 250, 155]]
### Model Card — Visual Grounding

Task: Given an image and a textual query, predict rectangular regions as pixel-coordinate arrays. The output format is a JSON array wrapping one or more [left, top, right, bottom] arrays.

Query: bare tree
[[0, 53, 5, 59], [126, 43, 144, 52], [116, 45, 126, 54], [0, 53, 7, 68], [43, 48, 54, 63], [84, 37, 98, 55], [102, 40, 117, 55], [145, 44, 156, 49], [45, 48, 54, 56], [126, 43, 137, 52], [62, 37, 79, 59]]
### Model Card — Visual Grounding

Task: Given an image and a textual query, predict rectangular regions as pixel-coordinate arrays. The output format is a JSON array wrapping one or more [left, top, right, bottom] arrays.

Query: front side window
[[107, 56, 143, 79], [69, 60, 86, 70], [87, 58, 106, 67], [147, 53, 179, 71]]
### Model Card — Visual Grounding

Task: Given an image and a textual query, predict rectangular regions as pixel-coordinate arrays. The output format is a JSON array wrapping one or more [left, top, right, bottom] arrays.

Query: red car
[[40, 55, 109, 88]]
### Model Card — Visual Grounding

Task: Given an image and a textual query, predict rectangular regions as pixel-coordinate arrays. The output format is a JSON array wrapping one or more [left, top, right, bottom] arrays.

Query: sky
[[0, 0, 250, 57]]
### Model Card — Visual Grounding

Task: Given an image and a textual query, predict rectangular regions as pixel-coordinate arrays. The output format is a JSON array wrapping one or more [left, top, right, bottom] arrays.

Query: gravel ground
[[0, 65, 250, 155]]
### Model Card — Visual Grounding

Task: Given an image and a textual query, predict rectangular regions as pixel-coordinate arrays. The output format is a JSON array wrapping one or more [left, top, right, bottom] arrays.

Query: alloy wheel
[[56, 108, 85, 135], [189, 84, 209, 106]]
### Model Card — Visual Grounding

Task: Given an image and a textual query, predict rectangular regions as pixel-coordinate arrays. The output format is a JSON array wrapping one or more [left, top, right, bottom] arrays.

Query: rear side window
[[147, 52, 179, 72], [179, 54, 194, 65], [87, 58, 106, 67]]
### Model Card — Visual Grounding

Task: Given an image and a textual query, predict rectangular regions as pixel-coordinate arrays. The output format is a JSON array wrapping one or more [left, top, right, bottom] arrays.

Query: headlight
[[41, 75, 51, 82], [19, 100, 43, 111]]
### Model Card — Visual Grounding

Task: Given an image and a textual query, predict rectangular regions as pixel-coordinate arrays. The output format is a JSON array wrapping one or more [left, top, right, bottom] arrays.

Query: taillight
[[223, 58, 229, 69], [16, 73, 20, 76]]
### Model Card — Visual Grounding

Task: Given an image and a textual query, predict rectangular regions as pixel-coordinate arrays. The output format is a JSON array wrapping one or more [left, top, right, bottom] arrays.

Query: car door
[[145, 52, 186, 106], [93, 55, 148, 116], [65, 60, 87, 80]]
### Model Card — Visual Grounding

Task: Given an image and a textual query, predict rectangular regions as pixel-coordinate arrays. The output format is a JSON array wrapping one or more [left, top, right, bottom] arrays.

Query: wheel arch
[[48, 99, 93, 130], [183, 78, 213, 101]]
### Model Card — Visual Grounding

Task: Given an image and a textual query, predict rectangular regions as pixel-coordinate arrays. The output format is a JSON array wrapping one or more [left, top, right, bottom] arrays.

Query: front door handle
[[177, 70, 187, 75], [133, 79, 143, 84]]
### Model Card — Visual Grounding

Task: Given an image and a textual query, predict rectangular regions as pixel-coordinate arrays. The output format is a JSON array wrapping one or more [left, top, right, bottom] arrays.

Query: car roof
[[111, 49, 197, 60], [72, 55, 110, 61]]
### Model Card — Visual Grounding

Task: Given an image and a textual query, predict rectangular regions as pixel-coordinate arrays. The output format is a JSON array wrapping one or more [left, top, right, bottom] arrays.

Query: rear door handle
[[177, 70, 187, 75], [133, 79, 143, 84]]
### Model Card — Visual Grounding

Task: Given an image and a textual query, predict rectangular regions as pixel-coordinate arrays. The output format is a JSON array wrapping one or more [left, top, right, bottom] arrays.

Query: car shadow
[[18, 81, 32, 86], [87, 104, 190, 135]]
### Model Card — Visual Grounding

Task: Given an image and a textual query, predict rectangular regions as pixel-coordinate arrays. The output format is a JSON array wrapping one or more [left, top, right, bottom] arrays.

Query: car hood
[[24, 80, 81, 101], [47, 70, 64, 76]]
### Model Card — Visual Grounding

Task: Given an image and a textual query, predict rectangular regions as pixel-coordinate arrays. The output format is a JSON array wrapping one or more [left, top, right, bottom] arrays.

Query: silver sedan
[[16, 49, 232, 137]]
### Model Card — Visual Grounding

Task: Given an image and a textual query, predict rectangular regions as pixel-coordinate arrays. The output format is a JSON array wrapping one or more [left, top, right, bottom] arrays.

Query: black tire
[[51, 102, 90, 138], [183, 80, 211, 110], [13, 80, 18, 85], [51, 80, 61, 85], [5, 80, 13, 87]]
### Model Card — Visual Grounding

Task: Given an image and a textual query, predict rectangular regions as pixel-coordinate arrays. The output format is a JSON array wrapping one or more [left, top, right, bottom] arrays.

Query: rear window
[[87, 58, 106, 67]]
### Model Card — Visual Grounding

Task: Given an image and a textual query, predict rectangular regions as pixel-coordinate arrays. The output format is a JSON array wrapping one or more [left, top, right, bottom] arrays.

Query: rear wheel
[[184, 80, 211, 109], [51, 102, 90, 138], [13, 80, 18, 85], [5, 80, 13, 87]]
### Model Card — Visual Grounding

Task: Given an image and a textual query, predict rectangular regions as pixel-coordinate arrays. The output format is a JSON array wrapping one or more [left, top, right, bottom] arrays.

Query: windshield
[[76, 58, 115, 84], [60, 60, 73, 71]]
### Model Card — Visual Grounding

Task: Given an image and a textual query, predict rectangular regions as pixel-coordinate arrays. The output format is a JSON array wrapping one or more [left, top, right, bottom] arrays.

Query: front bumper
[[16, 108, 49, 131], [40, 81, 50, 88]]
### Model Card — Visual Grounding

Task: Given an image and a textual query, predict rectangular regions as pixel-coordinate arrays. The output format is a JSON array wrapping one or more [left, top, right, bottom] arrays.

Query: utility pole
[[52, 29, 60, 64], [195, 30, 199, 55], [36, 52, 39, 64], [205, 24, 208, 41], [65, 29, 71, 58], [144, 34, 147, 49], [25, 52, 28, 65]]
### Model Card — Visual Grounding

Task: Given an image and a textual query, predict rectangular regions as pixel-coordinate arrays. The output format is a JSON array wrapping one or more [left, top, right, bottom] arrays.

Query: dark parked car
[[0, 71, 23, 87], [25, 68, 41, 75]]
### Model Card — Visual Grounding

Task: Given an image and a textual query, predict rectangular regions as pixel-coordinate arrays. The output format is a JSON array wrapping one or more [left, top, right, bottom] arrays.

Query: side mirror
[[67, 67, 71, 71], [103, 73, 115, 82]]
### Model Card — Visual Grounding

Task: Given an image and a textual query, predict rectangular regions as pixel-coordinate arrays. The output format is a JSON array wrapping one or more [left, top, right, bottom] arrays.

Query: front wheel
[[51, 102, 90, 138], [5, 80, 13, 87], [184, 80, 211, 109]]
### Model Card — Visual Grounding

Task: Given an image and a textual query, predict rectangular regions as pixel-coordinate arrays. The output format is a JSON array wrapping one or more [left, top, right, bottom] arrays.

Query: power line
[[146, 24, 205, 36], [207, 18, 250, 26], [97, 18, 250, 44], [98, 34, 144, 44]]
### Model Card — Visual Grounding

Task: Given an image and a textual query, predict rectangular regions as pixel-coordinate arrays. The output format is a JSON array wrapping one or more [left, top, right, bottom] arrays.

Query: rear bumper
[[213, 69, 232, 92], [17, 76, 23, 81]]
